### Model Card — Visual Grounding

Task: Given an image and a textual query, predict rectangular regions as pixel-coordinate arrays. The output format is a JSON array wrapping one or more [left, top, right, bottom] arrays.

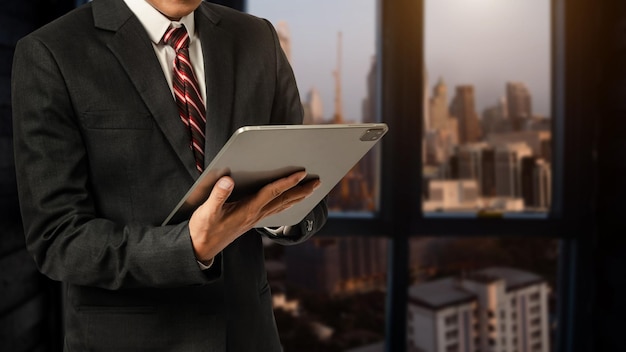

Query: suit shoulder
[[200, 2, 273, 36]]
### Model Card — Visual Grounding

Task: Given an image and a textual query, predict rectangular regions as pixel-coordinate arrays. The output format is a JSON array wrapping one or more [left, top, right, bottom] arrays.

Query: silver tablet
[[162, 123, 388, 227]]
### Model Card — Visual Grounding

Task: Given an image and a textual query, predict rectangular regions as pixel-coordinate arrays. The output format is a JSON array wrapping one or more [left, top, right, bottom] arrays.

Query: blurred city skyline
[[247, 0, 551, 121]]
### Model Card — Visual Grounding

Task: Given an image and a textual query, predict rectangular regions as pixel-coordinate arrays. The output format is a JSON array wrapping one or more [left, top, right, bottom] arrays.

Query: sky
[[425, 0, 551, 117], [246, 1, 377, 122], [246, 0, 551, 121]]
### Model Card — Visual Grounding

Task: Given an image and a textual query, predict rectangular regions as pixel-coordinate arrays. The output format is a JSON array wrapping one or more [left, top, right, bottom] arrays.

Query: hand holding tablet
[[163, 123, 388, 227]]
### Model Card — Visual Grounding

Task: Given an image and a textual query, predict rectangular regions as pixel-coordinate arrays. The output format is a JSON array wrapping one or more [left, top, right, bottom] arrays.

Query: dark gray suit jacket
[[11, 1, 327, 351]]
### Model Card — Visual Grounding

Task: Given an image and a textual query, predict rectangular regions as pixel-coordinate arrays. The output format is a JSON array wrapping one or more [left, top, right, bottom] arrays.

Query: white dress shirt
[[124, 0, 213, 268], [123, 0, 206, 104]]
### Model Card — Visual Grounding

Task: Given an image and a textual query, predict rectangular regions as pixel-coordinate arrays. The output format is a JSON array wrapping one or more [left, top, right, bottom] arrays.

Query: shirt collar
[[123, 0, 196, 45]]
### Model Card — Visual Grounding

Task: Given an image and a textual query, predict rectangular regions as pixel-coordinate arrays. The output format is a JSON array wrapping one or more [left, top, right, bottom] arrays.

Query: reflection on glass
[[423, 0, 552, 216], [407, 237, 558, 352], [247, 0, 380, 215], [264, 236, 387, 352]]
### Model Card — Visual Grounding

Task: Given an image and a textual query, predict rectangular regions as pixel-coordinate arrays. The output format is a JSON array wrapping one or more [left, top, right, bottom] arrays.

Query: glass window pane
[[247, 0, 382, 215], [408, 237, 559, 352], [248, 2, 386, 351], [264, 236, 387, 352], [423, 0, 552, 217]]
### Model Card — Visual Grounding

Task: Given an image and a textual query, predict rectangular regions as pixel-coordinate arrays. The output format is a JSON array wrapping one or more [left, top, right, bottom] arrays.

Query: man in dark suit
[[11, 0, 327, 350]]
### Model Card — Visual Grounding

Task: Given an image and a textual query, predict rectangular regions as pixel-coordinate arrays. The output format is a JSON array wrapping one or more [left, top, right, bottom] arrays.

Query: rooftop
[[408, 277, 476, 310], [471, 266, 544, 291], [409, 267, 547, 309]]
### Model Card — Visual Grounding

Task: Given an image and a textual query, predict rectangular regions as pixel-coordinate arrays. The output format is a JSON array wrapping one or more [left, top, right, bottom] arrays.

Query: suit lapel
[[195, 6, 235, 165], [93, 0, 200, 180]]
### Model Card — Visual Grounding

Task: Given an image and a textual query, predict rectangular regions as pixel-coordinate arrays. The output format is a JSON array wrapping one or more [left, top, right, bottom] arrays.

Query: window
[[531, 317, 542, 326], [409, 236, 557, 351], [266, 236, 386, 351], [246, 2, 385, 351], [530, 292, 541, 301], [422, 0, 552, 218], [247, 0, 382, 217], [446, 329, 459, 339], [447, 343, 460, 352], [245, 1, 581, 352], [408, 2, 561, 347], [445, 315, 458, 326]]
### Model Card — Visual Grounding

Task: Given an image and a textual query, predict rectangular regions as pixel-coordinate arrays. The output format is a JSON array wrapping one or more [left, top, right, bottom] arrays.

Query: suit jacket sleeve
[[256, 19, 328, 245], [11, 35, 217, 291]]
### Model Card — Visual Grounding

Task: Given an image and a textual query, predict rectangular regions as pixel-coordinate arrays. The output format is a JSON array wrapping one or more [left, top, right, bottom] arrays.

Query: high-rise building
[[284, 237, 387, 295], [506, 82, 533, 131], [423, 179, 480, 212], [482, 97, 510, 136], [521, 157, 552, 210], [446, 143, 500, 198], [533, 159, 551, 209], [429, 77, 453, 131], [408, 267, 551, 352], [488, 130, 551, 158], [494, 143, 533, 198], [450, 85, 482, 144], [455, 143, 488, 182], [481, 147, 497, 198], [424, 130, 447, 166], [303, 87, 325, 125], [425, 78, 458, 168], [275, 21, 292, 65]]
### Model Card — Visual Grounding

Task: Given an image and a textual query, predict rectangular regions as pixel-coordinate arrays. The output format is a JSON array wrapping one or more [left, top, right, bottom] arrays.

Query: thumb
[[205, 176, 234, 209]]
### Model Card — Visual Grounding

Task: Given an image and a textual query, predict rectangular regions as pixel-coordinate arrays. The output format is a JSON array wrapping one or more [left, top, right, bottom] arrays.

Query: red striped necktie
[[163, 24, 206, 173]]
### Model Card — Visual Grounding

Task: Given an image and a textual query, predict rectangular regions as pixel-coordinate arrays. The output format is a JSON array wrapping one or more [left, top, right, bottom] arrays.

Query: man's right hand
[[188, 171, 320, 264]]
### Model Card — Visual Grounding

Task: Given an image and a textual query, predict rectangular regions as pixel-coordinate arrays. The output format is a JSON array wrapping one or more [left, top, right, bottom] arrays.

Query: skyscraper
[[429, 77, 453, 131], [521, 157, 552, 210], [303, 87, 325, 125], [506, 81, 533, 131], [450, 85, 482, 144], [482, 97, 510, 136], [425, 78, 458, 167], [494, 143, 533, 198]]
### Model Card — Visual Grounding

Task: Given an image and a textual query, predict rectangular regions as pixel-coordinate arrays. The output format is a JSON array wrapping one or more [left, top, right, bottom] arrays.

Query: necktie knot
[[163, 25, 189, 51]]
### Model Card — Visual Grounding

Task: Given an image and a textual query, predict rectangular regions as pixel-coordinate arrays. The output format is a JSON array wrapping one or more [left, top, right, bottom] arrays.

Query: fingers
[[204, 176, 234, 212], [254, 171, 308, 208], [262, 178, 321, 216]]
